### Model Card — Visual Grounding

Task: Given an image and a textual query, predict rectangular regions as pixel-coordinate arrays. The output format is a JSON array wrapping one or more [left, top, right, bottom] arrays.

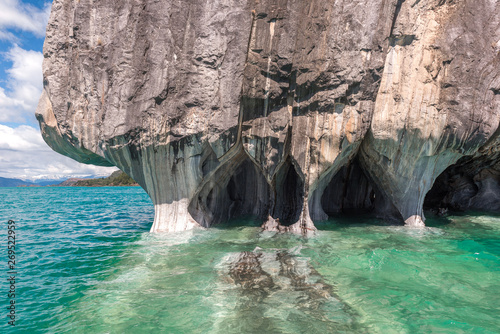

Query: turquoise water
[[0, 187, 499, 333]]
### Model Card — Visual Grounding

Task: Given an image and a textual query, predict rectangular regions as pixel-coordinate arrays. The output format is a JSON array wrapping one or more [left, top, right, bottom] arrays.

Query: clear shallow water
[[0, 187, 499, 333]]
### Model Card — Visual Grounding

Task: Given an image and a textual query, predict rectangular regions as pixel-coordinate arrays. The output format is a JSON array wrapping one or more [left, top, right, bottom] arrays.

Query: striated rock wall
[[37, 0, 500, 234]]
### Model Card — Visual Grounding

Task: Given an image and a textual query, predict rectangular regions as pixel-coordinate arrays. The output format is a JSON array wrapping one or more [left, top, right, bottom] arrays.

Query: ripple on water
[[0, 187, 499, 333]]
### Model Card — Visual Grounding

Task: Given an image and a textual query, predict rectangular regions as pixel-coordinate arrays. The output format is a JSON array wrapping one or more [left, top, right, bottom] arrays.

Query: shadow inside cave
[[424, 157, 500, 217], [272, 158, 305, 226], [189, 156, 271, 228], [190, 152, 313, 229], [317, 158, 404, 227], [321, 160, 376, 215]]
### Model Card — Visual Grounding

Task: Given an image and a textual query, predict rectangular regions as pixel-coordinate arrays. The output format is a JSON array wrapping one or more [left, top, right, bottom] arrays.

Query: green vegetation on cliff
[[73, 171, 138, 187]]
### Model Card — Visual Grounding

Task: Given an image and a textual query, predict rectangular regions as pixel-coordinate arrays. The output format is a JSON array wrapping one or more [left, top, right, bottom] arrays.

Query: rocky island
[[36, 0, 500, 234]]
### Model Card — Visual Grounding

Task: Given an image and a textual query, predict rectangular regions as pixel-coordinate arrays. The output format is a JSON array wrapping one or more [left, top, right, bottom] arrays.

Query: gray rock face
[[37, 0, 500, 234]]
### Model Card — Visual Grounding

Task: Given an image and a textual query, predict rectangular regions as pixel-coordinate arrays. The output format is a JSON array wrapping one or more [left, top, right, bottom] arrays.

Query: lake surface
[[0, 187, 498, 333]]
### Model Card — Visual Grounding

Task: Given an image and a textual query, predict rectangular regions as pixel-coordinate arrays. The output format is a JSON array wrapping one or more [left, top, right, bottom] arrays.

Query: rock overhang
[[37, 0, 500, 234]]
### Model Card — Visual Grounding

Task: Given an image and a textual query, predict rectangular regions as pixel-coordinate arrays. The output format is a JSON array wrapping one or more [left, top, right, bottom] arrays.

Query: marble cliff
[[37, 0, 500, 234]]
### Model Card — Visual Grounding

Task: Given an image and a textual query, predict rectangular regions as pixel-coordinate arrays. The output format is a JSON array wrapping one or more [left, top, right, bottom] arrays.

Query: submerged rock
[[211, 249, 356, 332], [37, 0, 500, 233]]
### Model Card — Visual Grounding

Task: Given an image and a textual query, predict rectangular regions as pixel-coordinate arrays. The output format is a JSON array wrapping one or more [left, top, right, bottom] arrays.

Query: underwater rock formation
[[37, 0, 500, 234], [211, 249, 355, 332]]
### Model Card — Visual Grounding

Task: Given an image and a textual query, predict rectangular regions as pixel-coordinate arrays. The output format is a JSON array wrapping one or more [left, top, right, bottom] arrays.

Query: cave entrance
[[189, 157, 270, 227], [318, 158, 404, 225], [320, 159, 376, 216], [273, 159, 305, 226], [423, 164, 477, 213], [423, 159, 500, 214], [224, 158, 271, 223]]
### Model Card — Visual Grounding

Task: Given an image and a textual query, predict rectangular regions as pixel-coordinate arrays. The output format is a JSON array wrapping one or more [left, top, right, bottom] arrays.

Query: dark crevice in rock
[[225, 158, 271, 221], [200, 146, 220, 177], [424, 170, 478, 212], [321, 159, 375, 215], [335, 82, 361, 106], [320, 158, 403, 223], [411, 0, 422, 8], [154, 87, 169, 105], [189, 155, 270, 227], [491, 88, 500, 95], [389, 0, 406, 38], [272, 158, 305, 226], [425, 156, 500, 213], [389, 34, 416, 47]]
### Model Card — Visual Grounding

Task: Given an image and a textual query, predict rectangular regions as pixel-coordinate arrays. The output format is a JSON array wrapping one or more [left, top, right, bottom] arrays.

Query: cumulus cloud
[[0, 2, 118, 182], [0, 124, 118, 181], [0, 45, 43, 123], [0, 0, 51, 38], [0, 1, 50, 123]]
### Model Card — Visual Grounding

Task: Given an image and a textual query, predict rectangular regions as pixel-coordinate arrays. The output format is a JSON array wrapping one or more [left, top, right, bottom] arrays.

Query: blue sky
[[0, 0, 117, 181]]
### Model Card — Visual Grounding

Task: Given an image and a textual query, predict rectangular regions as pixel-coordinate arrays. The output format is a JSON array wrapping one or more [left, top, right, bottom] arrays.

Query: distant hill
[[70, 171, 138, 187], [0, 171, 138, 188], [0, 177, 38, 187], [55, 178, 87, 187]]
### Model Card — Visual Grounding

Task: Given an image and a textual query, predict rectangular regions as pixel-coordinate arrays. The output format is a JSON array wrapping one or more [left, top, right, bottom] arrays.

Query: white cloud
[[0, 30, 18, 43], [0, 124, 118, 181], [0, 45, 43, 124], [0, 87, 25, 123], [0, 124, 39, 150], [0, 2, 115, 182], [0, 0, 51, 38], [0, 0, 51, 124], [6, 45, 43, 86]]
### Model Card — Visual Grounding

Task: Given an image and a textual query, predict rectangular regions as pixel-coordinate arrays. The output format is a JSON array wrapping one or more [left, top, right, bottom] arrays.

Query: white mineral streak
[[262, 20, 275, 118], [151, 201, 199, 233]]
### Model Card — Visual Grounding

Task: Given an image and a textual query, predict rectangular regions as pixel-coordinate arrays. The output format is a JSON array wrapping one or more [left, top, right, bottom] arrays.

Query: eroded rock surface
[[37, 0, 500, 233]]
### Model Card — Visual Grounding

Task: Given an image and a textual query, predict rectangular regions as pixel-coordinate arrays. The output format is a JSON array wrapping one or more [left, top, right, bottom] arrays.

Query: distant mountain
[[33, 179, 67, 186], [0, 177, 38, 187]]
